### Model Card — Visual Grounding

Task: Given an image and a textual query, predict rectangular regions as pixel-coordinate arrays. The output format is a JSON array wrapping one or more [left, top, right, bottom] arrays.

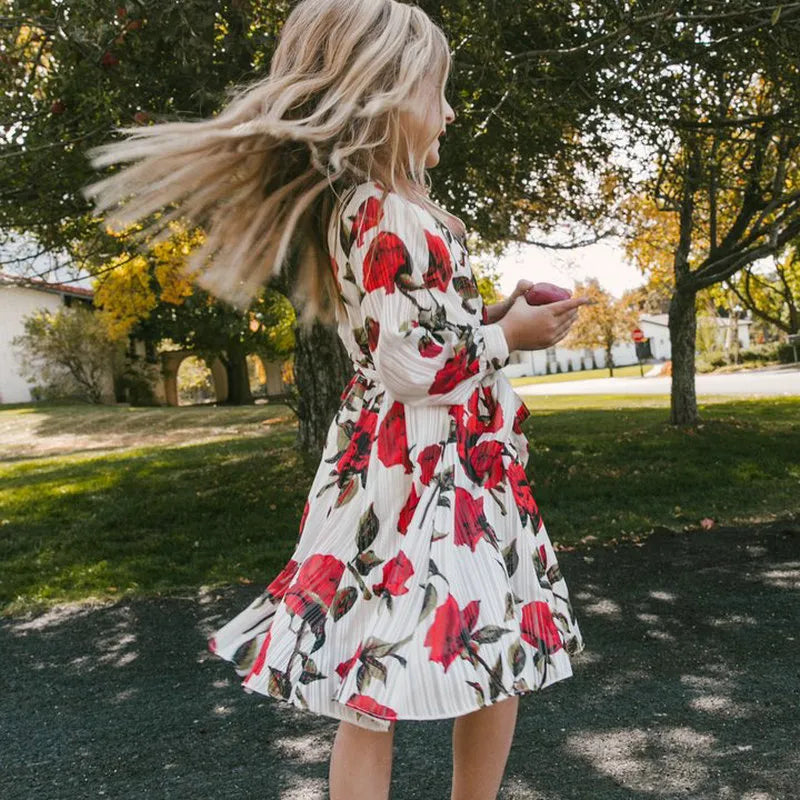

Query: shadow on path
[[2, 518, 798, 799]]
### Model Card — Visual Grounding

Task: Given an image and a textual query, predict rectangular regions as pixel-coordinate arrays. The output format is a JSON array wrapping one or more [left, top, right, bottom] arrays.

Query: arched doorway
[[161, 350, 229, 406]]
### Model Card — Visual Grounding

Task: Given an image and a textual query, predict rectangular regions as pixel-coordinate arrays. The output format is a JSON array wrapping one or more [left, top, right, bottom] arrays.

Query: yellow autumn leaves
[[93, 220, 203, 341]]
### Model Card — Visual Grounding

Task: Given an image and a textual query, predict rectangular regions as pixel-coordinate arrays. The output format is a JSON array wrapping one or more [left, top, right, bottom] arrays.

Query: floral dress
[[206, 180, 585, 731]]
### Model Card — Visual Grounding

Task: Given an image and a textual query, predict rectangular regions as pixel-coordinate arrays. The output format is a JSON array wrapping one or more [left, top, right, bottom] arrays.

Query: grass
[[1, 395, 798, 617], [509, 364, 648, 386]]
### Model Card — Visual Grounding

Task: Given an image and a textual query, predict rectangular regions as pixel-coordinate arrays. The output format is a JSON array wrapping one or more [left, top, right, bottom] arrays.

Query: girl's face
[[405, 74, 455, 169]]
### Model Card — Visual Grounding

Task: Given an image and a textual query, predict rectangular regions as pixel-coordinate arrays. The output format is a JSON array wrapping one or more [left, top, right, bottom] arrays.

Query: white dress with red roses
[[206, 180, 585, 731]]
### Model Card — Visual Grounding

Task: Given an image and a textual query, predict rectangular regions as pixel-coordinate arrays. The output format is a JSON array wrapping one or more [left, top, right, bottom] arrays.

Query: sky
[[489, 236, 648, 302]]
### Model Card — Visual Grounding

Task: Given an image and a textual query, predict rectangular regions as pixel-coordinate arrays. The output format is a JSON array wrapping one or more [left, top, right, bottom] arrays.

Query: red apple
[[524, 282, 572, 305]]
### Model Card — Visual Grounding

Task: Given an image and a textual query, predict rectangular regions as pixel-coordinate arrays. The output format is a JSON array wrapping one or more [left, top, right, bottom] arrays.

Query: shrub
[[12, 305, 119, 403]]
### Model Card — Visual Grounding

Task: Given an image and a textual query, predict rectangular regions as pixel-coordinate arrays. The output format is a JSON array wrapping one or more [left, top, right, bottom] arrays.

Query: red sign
[[631, 327, 645, 342]]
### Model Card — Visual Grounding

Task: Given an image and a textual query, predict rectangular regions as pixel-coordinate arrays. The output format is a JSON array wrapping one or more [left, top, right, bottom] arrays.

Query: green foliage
[[0, 0, 620, 276]]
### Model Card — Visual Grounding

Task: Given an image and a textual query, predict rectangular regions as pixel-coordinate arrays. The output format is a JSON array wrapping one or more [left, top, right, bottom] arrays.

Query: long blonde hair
[[81, 0, 465, 331]]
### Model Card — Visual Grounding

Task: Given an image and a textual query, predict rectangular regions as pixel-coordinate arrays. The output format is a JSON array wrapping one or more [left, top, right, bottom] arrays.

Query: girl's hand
[[486, 279, 536, 323], [498, 294, 593, 352], [509, 279, 536, 304]]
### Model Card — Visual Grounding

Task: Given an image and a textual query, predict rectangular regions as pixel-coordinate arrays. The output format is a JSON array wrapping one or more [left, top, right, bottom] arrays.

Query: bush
[[696, 350, 728, 372], [12, 306, 119, 403], [115, 355, 160, 406], [695, 339, 797, 372]]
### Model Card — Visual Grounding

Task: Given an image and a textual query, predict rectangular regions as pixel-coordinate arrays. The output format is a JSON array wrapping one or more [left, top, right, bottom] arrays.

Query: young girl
[[83, 1, 589, 797]]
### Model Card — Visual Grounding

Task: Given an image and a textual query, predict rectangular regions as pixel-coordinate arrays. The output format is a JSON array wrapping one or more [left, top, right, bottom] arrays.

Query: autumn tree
[[91, 220, 295, 405], [560, 278, 639, 377], [594, 3, 800, 424], [724, 241, 800, 336]]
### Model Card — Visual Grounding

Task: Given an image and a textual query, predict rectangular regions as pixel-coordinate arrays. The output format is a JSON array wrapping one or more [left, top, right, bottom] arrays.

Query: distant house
[[0, 271, 287, 406], [503, 312, 752, 378], [0, 271, 106, 404]]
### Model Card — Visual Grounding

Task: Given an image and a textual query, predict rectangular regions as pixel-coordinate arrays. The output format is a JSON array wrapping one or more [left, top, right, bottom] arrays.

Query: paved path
[[515, 365, 800, 396], [2, 518, 798, 799]]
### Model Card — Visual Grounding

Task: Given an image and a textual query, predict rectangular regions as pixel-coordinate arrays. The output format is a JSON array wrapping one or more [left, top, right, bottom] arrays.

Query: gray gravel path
[[2, 518, 798, 800]]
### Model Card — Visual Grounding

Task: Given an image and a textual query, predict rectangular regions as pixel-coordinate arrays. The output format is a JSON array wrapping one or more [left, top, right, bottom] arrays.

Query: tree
[[1, 1, 624, 452], [12, 304, 120, 403], [724, 242, 800, 336], [91, 219, 295, 406], [586, 2, 800, 424], [560, 278, 639, 377]]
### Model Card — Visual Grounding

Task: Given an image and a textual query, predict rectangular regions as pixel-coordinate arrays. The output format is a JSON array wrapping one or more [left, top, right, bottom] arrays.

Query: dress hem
[[210, 641, 578, 732]]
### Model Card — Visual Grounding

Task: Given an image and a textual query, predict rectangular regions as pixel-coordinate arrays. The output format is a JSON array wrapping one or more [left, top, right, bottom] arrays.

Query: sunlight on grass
[[1, 398, 797, 616]]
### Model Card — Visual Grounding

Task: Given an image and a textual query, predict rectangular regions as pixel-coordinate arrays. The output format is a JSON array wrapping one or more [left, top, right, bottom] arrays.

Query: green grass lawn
[[508, 363, 649, 385], [1, 395, 798, 617]]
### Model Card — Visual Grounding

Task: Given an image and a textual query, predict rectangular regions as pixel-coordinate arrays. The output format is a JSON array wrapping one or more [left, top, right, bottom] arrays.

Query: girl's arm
[[340, 190, 511, 407]]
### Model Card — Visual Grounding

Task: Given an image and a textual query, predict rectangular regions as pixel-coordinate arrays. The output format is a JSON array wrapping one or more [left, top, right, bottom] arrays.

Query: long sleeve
[[341, 188, 510, 407]]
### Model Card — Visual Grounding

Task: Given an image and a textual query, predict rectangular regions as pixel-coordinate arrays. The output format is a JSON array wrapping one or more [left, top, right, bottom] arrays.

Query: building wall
[[0, 286, 65, 403], [502, 315, 751, 378]]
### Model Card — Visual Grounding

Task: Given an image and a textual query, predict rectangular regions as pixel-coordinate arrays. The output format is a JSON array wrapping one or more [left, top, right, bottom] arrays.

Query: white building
[[503, 312, 752, 378], [0, 271, 102, 404]]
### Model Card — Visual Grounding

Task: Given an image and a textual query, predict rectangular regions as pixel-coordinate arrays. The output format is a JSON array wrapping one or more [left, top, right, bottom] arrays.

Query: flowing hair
[[81, 0, 464, 331]]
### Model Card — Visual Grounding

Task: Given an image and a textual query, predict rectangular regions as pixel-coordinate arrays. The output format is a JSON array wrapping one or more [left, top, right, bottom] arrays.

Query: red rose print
[[469, 440, 505, 489], [371, 550, 415, 596], [297, 500, 310, 540], [397, 482, 420, 535], [365, 317, 380, 352], [377, 401, 413, 473], [266, 558, 300, 600], [467, 386, 504, 436], [538, 544, 548, 569], [512, 399, 531, 433], [417, 444, 442, 485], [363, 231, 412, 294], [207, 637, 217, 653], [417, 332, 445, 359], [520, 600, 563, 654], [336, 643, 364, 681], [449, 404, 469, 461], [283, 554, 346, 621], [244, 629, 273, 680], [454, 486, 491, 551], [429, 347, 481, 396], [422, 230, 453, 291], [424, 593, 481, 672], [337, 406, 378, 478], [340, 373, 359, 402], [506, 461, 542, 531], [350, 196, 384, 247], [346, 693, 398, 721]]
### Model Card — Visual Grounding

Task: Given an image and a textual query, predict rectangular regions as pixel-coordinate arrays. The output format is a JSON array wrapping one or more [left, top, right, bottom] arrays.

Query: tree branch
[[508, 227, 619, 250]]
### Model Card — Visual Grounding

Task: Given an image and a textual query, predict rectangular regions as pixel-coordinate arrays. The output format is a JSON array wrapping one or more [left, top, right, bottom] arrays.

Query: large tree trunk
[[220, 343, 253, 406], [292, 319, 354, 458], [668, 288, 702, 426]]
